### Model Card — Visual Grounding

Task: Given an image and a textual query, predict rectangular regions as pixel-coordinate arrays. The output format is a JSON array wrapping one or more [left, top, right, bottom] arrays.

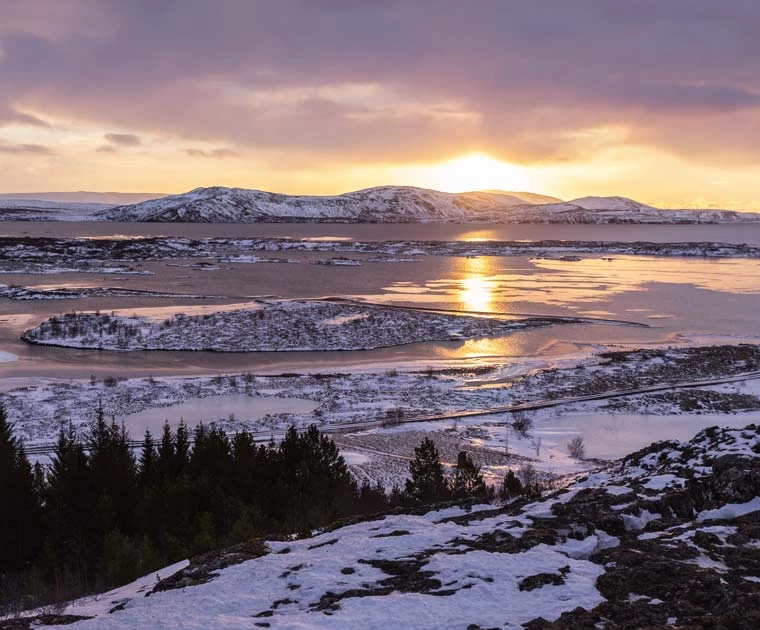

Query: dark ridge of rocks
[[518, 567, 568, 591], [313, 557, 446, 612], [150, 538, 268, 593], [371, 529, 411, 538], [449, 525, 558, 555], [550, 488, 628, 536], [307, 538, 339, 550], [0, 615, 93, 629]]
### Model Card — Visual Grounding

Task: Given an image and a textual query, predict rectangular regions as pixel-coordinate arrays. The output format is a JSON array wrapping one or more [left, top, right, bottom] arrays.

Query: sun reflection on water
[[458, 256, 498, 313]]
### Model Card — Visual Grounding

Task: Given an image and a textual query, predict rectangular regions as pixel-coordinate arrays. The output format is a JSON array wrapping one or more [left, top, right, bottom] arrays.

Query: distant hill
[[0, 191, 166, 204], [483, 189, 562, 205], [99, 185, 760, 224], [99, 186, 534, 223]]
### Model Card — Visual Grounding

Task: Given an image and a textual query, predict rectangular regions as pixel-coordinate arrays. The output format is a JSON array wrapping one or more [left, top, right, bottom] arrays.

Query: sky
[[0, 0, 758, 209]]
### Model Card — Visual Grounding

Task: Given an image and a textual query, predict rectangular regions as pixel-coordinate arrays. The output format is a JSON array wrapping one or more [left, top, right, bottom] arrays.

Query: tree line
[[0, 405, 531, 612]]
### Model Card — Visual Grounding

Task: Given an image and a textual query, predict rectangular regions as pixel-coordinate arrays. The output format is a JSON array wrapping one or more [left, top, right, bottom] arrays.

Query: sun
[[432, 153, 529, 193]]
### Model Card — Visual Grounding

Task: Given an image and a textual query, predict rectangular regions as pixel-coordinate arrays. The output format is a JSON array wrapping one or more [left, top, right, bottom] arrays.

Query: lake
[[2, 222, 760, 382]]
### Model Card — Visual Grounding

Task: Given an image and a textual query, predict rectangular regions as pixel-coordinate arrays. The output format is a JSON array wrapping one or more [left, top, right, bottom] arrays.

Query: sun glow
[[459, 255, 497, 313], [432, 153, 531, 193]]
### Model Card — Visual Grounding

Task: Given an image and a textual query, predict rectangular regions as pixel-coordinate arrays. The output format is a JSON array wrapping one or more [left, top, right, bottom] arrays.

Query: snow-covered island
[[21, 300, 583, 352]]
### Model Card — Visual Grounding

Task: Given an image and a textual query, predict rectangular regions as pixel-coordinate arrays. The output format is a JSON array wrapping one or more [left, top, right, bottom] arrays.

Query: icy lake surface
[[542, 411, 760, 460], [117, 394, 318, 434], [3, 222, 760, 381]]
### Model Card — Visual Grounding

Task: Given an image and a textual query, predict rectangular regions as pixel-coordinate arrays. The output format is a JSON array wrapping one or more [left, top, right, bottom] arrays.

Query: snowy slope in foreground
[[99, 186, 760, 224], [42, 424, 760, 629]]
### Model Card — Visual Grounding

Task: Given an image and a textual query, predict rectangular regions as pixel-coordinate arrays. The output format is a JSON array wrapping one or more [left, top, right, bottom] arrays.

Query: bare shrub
[[511, 410, 534, 438], [567, 435, 586, 459], [531, 436, 542, 458]]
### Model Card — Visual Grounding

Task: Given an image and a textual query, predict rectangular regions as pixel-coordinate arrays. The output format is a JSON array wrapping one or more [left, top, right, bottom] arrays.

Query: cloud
[[0, 141, 53, 154], [104, 133, 142, 146], [0, 104, 49, 128], [185, 147, 240, 158], [0, 1, 758, 166]]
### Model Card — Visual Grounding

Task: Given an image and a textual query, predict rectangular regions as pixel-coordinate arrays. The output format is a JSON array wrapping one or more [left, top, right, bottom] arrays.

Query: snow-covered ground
[[6, 343, 760, 486], [18, 424, 760, 629]]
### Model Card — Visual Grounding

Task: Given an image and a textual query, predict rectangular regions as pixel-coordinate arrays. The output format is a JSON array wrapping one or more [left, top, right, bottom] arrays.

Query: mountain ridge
[[98, 185, 760, 224], [0, 191, 166, 204]]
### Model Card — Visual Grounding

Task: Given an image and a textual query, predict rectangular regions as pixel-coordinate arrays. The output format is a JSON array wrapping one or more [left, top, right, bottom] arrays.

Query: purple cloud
[[185, 147, 241, 158], [0, 141, 53, 154], [104, 133, 142, 146], [0, 1, 758, 164]]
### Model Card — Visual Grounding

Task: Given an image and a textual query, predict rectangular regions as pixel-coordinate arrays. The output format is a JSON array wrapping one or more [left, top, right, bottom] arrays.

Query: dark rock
[[518, 571, 566, 591], [152, 538, 268, 593]]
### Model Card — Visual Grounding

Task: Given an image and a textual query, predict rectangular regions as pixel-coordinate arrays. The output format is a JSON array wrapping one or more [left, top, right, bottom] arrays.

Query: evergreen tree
[[275, 425, 354, 531], [357, 480, 390, 514], [450, 451, 488, 499], [174, 420, 190, 476], [88, 412, 137, 536], [156, 421, 175, 481], [0, 405, 44, 572], [404, 438, 449, 504], [138, 429, 157, 486], [45, 423, 95, 594], [188, 424, 232, 542], [500, 470, 524, 500]]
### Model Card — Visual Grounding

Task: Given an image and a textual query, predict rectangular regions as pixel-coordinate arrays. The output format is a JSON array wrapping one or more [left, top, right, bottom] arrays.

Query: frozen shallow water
[[116, 394, 318, 434], [540, 411, 760, 460]]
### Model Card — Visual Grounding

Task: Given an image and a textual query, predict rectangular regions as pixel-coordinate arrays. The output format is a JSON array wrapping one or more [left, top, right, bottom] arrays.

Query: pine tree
[[500, 469, 524, 500], [450, 451, 488, 499], [404, 438, 449, 504], [156, 421, 175, 481], [0, 405, 44, 572], [174, 420, 190, 476], [138, 429, 157, 486], [46, 423, 95, 594], [88, 413, 137, 536], [274, 425, 354, 531]]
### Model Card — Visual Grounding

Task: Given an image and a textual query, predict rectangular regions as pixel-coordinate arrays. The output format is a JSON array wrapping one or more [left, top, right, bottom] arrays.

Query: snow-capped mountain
[[28, 424, 760, 629], [98, 186, 538, 223], [98, 186, 760, 224], [507, 195, 760, 224]]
